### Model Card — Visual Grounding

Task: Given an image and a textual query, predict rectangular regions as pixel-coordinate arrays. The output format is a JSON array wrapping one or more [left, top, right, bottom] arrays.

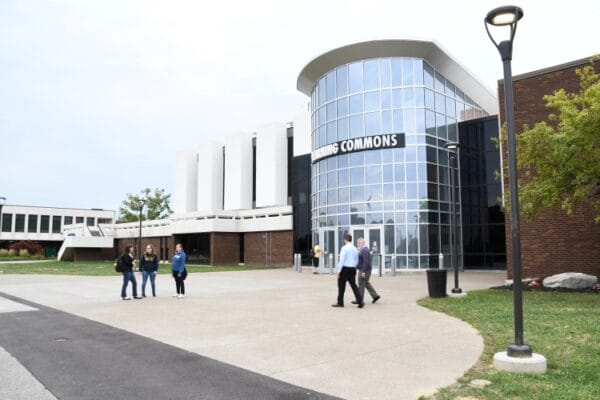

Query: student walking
[[353, 238, 381, 304], [332, 234, 364, 308], [140, 244, 159, 297], [171, 243, 187, 299], [120, 245, 141, 300]]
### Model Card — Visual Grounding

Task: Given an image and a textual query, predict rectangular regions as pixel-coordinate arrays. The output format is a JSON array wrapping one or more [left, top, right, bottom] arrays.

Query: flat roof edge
[[498, 55, 597, 84]]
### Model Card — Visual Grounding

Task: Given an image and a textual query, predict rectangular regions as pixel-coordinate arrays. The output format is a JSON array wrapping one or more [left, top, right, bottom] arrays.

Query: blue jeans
[[121, 271, 138, 298], [142, 271, 157, 296]]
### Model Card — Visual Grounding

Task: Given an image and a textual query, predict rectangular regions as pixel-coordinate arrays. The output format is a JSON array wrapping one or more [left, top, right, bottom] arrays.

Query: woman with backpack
[[140, 244, 159, 297], [171, 243, 187, 299], [120, 245, 141, 300]]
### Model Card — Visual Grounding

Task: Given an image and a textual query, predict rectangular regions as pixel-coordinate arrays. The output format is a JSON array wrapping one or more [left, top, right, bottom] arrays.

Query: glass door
[[351, 227, 384, 275], [320, 229, 337, 273]]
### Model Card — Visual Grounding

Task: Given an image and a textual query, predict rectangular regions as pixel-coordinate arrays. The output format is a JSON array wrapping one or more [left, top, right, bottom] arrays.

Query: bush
[[0, 249, 8, 257], [8, 249, 16, 257], [31, 254, 44, 260], [19, 249, 30, 257], [8, 240, 44, 255]]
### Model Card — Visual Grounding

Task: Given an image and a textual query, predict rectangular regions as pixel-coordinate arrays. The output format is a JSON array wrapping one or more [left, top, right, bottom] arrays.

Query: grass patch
[[0, 261, 278, 276], [417, 290, 600, 400]]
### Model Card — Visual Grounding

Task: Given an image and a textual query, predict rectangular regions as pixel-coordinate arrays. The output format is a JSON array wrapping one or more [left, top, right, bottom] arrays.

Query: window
[[40, 215, 50, 233], [52, 215, 61, 233], [64, 216, 73, 225], [97, 218, 112, 224], [28, 215, 38, 233], [76, 217, 84, 224], [15, 214, 25, 232], [86, 217, 95, 226], [1, 213, 12, 232]]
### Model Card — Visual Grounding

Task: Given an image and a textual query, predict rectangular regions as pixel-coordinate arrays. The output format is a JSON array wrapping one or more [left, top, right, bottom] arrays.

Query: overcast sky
[[1, 0, 598, 212]]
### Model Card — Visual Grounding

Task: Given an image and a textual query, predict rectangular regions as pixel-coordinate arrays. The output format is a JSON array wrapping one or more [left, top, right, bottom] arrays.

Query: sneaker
[[133, 296, 142, 300], [172, 294, 179, 297], [177, 294, 184, 299], [122, 297, 131, 301]]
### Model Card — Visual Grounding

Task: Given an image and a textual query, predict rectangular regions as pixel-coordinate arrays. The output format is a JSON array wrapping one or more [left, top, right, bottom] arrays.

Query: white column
[[174, 151, 198, 214], [292, 111, 311, 157], [197, 142, 224, 211], [224, 133, 253, 210], [256, 122, 288, 208]]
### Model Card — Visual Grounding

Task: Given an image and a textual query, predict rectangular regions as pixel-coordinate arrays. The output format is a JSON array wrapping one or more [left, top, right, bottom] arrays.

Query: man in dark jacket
[[353, 238, 381, 304]]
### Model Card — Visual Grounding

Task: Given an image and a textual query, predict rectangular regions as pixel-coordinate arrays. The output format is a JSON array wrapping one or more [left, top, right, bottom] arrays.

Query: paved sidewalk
[[0, 269, 505, 400]]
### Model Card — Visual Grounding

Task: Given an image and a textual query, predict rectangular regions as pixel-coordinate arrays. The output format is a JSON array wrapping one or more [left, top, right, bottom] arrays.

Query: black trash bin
[[426, 269, 447, 298]]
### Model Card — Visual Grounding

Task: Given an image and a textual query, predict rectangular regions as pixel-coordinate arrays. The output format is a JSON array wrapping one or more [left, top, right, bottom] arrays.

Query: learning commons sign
[[311, 133, 405, 163]]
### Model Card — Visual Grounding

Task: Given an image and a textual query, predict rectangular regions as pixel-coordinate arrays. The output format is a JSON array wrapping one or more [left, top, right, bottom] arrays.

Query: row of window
[[311, 58, 480, 109], [0, 214, 112, 234]]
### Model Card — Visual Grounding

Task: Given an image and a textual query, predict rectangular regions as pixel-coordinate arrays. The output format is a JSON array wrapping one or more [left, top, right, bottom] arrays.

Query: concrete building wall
[[498, 57, 600, 279], [224, 133, 253, 210], [292, 111, 311, 157], [197, 142, 224, 211], [174, 151, 198, 214], [256, 122, 288, 208]]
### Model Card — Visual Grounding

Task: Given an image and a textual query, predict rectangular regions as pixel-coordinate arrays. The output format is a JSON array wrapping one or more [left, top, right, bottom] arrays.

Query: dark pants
[[358, 269, 379, 300], [121, 271, 138, 298], [337, 267, 363, 306], [142, 271, 157, 297], [174, 274, 185, 295]]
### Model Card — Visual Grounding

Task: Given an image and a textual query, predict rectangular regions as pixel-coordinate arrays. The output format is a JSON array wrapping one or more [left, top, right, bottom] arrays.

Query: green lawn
[[0, 260, 277, 276], [418, 290, 599, 400]]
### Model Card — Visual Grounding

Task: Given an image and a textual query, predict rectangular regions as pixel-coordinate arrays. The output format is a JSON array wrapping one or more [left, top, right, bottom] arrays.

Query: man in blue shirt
[[332, 233, 364, 308]]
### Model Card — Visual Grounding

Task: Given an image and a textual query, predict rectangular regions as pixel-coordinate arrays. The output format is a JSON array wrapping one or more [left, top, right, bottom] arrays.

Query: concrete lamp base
[[448, 292, 468, 298], [493, 351, 547, 374]]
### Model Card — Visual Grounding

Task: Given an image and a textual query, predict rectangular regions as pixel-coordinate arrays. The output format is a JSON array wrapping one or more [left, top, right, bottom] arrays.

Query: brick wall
[[210, 232, 240, 265], [498, 58, 600, 279], [244, 231, 293, 267]]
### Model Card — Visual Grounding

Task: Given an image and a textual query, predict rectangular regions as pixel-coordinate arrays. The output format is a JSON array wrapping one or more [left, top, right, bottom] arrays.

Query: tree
[[118, 188, 173, 222], [514, 61, 600, 223]]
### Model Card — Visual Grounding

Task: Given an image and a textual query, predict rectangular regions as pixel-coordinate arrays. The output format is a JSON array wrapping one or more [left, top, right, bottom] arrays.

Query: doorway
[[351, 226, 384, 274]]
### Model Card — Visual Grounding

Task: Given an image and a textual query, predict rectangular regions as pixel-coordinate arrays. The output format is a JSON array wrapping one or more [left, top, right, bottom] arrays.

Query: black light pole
[[445, 142, 462, 294], [138, 199, 146, 264], [485, 5, 532, 358]]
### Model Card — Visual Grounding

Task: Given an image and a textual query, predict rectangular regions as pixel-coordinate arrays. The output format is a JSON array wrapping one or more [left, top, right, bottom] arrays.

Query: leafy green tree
[[515, 61, 600, 223], [118, 188, 173, 222]]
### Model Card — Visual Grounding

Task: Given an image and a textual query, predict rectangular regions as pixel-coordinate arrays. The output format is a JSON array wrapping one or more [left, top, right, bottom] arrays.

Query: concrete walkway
[[0, 270, 505, 400]]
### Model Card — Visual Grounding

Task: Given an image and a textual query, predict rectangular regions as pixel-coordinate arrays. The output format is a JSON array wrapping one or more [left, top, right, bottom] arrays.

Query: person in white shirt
[[332, 233, 364, 308]]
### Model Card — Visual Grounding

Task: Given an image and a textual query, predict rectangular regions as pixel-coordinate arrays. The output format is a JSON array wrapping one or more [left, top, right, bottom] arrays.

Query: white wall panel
[[174, 151, 198, 213], [197, 142, 224, 211], [256, 122, 288, 208], [224, 133, 253, 210], [292, 112, 311, 157]]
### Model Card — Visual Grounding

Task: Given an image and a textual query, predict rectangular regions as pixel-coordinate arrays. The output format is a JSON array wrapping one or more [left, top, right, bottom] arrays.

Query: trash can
[[426, 269, 447, 298]]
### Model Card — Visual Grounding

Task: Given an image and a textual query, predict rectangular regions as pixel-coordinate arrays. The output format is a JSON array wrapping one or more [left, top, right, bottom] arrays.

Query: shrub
[[19, 249, 30, 257], [0, 249, 8, 257], [8, 249, 16, 257], [31, 254, 44, 260], [8, 240, 44, 255]]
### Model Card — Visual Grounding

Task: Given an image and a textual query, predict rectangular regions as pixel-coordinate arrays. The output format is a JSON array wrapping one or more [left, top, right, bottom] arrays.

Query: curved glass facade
[[310, 57, 487, 269]]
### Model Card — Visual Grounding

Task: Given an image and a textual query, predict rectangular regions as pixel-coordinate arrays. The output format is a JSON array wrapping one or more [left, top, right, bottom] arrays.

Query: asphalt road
[[0, 292, 339, 400]]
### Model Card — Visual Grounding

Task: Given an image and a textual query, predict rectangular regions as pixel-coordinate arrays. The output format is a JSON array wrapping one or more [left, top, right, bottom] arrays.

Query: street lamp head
[[485, 6, 523, 26], [484, 5, 523, 61], [0, 196, 6, 206], [445, 142, 459, 150]]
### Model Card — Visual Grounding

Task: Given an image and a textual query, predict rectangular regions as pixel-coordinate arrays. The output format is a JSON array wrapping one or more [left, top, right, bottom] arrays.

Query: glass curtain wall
[[310, 57, 486, 269]]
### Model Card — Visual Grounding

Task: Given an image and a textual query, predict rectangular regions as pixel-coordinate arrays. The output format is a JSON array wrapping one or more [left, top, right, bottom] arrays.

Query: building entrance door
[[319, 229, 337, 273], [351, 227, 384, 275]]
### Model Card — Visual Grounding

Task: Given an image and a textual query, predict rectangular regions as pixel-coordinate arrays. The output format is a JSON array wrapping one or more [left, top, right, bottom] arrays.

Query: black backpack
[[114, 256, 124, 273]]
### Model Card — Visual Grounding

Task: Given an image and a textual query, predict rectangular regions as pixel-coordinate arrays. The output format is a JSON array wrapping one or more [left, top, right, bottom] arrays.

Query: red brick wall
[[210, 232, 240, 265], [244, 231, 293, 267], [498, 59, 600, 279]]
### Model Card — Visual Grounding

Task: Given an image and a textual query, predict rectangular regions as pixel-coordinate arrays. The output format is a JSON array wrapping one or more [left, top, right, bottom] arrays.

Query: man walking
[[332, 234, 364, 308], [353, 238, 381, 305]]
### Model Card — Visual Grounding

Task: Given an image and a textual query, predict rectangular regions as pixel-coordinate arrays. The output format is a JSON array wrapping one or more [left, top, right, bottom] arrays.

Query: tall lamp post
[[444, 143, 463, 295], [485, 5, 546, 372], [138, 199, 147, 262]]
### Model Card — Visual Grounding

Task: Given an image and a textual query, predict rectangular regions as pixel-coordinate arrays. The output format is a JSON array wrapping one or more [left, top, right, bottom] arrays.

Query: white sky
[[1, 0, 598, 211]]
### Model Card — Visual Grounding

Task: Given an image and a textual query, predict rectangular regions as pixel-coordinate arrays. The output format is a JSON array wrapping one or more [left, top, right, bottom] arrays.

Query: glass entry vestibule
[[317, 226, 386, 274]]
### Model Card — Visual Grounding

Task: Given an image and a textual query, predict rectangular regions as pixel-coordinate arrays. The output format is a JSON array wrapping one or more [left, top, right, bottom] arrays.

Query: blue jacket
[[171, 251, 187, 273]]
